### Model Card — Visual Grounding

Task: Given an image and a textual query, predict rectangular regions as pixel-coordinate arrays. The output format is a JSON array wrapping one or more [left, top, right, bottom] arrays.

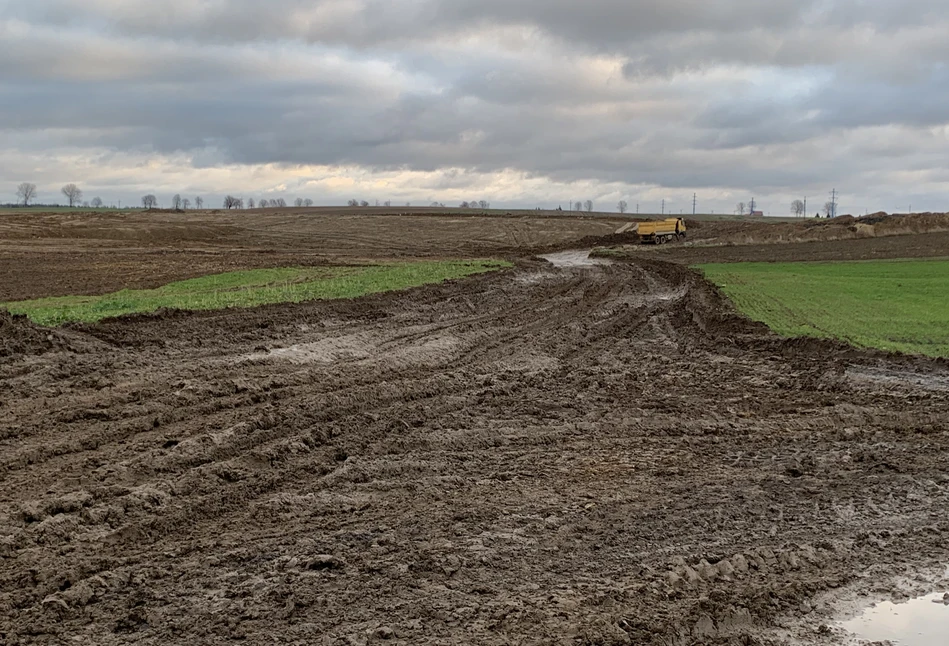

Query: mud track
[[2, 259, 949, 645]]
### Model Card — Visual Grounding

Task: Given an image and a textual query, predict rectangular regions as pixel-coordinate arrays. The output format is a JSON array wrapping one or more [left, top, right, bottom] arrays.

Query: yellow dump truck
[[637, 218, 687, 244]]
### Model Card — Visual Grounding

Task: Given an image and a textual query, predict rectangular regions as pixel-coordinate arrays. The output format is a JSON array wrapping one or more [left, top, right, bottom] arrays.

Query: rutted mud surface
[[2, 258, 949, 645]]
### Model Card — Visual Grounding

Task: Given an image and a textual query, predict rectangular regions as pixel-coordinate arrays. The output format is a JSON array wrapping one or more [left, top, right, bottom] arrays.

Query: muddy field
[[3, 211, 949, 644], [3, 246, 949, 644], [0, 210, 623, 300]]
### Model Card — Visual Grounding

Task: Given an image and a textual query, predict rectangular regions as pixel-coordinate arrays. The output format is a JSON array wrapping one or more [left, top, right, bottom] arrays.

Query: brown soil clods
[[2, 252, 948, 645]]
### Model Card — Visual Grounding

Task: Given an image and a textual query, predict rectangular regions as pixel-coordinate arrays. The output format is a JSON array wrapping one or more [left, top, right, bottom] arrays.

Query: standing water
[[539, 250, 613, 268], [841, 592, 949, 645]]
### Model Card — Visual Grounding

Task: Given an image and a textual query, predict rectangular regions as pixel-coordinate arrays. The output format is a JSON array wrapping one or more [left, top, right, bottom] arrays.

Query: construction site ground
[[2, 209, 949, 645]]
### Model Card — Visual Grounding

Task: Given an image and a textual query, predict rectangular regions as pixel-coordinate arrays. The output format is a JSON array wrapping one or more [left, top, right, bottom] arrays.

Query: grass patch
[[698, 259, 949, 358], [2, 260, 511, 326]]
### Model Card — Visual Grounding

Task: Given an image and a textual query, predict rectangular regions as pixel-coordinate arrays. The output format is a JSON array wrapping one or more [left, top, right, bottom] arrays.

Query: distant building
[[751, 210, 764, 217]]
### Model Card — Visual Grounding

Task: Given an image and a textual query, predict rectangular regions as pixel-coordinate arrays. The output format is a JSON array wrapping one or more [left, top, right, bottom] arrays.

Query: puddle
[[841, 592, 949, 645], [539, 250, 613, 268], [846, 367, 949, 392]]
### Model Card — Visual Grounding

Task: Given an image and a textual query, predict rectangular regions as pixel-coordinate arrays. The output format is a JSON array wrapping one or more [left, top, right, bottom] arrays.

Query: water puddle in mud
[[540, 250, 613, 268], [841, 592, 949, 645]]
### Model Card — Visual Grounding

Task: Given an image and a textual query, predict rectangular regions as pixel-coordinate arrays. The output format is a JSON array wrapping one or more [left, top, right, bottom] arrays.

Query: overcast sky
[[3, 0, 948, 214]]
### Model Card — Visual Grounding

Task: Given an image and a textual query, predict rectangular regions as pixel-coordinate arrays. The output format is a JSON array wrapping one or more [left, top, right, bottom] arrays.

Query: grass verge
[[2, 260, 511, 326], [698, 259, 949, 358]]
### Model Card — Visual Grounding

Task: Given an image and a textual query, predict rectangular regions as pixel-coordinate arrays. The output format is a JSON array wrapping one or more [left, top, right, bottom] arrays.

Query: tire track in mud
[[2, 259, 949, 645]]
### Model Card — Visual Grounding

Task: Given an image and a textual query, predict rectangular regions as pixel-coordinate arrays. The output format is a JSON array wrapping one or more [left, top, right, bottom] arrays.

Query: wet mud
[[2, 257, 949, 644]]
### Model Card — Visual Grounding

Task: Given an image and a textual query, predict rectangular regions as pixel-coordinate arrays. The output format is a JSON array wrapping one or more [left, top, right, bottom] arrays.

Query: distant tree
[[736, 202, 747, 215], [182, 198, 191, 210], [294, 197, 304, 207], [479, 200, 490, 209], [617, 200, 628, 214], [383, 200, 391, 207], [195, 196, 204, 209], [61, 184, 83, 207], [304, 198, 314, 207], [791, 199, 805, 217], [584, 200, 593, 212], [360, 200, 369, 207], [275, 198, 287, 208], [142, 194, 158, 209], [574, 201, 583, 211], [347, 199, 359, 206], [223, 195, 241, 209], [172, 194, 182, 210], [247, 198, 255, 209], [258, 199, 269, 208], [16, 182, 37, 206], [91, 197, 103, 208], [81, 201, 90, 208], [823, 201, 836, 217], [460, 201, 470, 208]]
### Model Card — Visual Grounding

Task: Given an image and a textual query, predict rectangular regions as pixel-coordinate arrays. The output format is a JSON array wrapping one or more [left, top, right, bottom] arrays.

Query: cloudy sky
[[3, 0, 948, 214]]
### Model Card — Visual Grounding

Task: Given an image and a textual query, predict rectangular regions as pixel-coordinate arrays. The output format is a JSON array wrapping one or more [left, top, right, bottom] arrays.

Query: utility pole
[[692, 193, 697, 215], [661, 199, 665, 215], [803, 196, 807, 218], [636, 203, 639, 214], [830, 188, 838, 218], [749, 198, 756, 214]]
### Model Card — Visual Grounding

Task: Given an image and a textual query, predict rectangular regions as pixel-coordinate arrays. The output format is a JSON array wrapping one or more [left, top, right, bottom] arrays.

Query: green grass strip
[[697, 258, 949, 358], [2, 260, 511, 326]]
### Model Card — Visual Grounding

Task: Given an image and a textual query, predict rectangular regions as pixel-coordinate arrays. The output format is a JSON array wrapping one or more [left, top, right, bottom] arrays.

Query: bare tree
[[736, 202, 747, 215], [182, 198, 191, 210], [91, 197, 103, 208], [304, 198, 314, 207], [172, 194, 182, 210], [195, 196, 203, 209], [359, 200, 369, 207], [617, 200, 628, 214], [347, 199, 359, 207], [61, 184, 83, 207], [82, 201, 90, 208], [142, 194, 158, 209], [460, 201, 470, 208], [223, 195, 241, 209], [791, 200, 805, 217], [383, 200, 391, 207], [584, 200, 593, 212], [275, 198, 287, 208], [574, 201, 583, 212], [823, 201, 836, 217], [478, 200, 490, 209], [16, 182, 37, 206], [247, 198, 255, 209], [258, 199, 269, 208], [294, 198, 304, 207]]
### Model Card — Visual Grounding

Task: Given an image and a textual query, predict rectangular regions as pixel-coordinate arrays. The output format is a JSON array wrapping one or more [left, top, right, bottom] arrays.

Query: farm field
[[699, 259, 949, 358], [2, 261, 509, 325], [2, 209, 949, 645]]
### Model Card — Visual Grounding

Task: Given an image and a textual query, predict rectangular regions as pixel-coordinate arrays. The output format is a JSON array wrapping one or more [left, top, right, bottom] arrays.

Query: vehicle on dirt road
[[638, 218, 687, 244]]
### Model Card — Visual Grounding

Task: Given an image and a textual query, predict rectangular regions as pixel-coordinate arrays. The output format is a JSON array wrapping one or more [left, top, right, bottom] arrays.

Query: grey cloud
[[3, 0, 949, 211]]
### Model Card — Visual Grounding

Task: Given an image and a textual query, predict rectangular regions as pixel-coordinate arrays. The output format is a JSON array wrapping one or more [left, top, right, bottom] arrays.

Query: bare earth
[[2, 210, 949, 645]]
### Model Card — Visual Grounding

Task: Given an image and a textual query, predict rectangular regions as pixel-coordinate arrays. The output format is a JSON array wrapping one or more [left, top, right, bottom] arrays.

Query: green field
[[2, 260, 510, 326], [698, 259, 949, 358]]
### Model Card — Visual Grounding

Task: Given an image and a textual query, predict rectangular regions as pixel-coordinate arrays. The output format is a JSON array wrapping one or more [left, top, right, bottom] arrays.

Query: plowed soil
[[0, 210, 622, 300], [3, 253, 949, 645]]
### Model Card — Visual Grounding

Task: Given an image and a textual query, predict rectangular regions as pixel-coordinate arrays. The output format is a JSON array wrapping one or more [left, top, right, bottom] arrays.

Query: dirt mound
[[0, 311, 62, 359], [687, 212, 949, 247]]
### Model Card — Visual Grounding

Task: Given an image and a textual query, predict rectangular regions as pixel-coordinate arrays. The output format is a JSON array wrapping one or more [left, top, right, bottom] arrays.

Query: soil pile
[[687, 212, 949, 246], [0, 311, 62, 359]]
